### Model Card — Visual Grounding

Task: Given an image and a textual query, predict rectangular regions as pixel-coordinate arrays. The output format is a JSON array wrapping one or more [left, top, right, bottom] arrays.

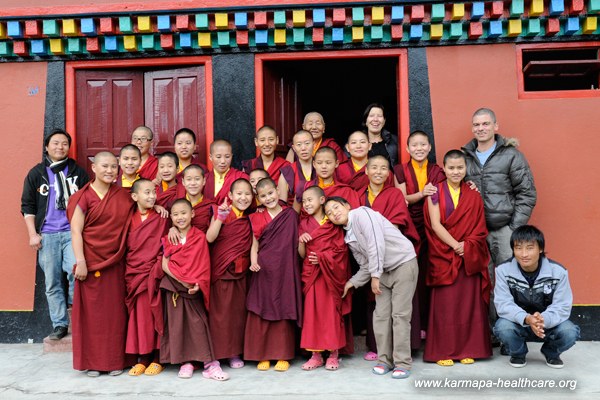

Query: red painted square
[[391, 25, 403, 40], [570, 0, 584, 12], [176, 15, 189, 31], [86, 37, 100, 52], [25, 21, 40, 37], [546, 18, 560, 35], [333, 8, 346, 26], [490, 1, 504, 18], [13, 41, 27, 55], [160, 34, 174, 49], [236, 30, 249, 46], [99, 18, 114, 34], [254, 11, 268, 28], [410, 5, 425, 22], [312, 27, 324, 44], [468, 21, 483, 38]]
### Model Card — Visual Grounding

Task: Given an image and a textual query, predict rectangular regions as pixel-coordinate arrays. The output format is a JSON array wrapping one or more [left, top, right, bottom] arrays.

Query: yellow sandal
[[257, 360, 271, 371], [460, 358, 475, 365], [144, 362, 164, 375], [274, 360, 290, 372], [128, 363, 146, 376], [436, 359, 454, 367]]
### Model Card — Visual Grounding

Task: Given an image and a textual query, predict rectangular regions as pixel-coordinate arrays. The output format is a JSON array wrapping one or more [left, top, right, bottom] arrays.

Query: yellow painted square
[[215, 13, 228, 30], [530, 0, 544, 16], [583, 17, 597, 34], [292, 10, 305, 27], [49, 38, 64, 54], [371, 6, 385, 24], [452, 4, 465, 20], [430, 24, 443, 39], [123, 35, 137, 51], [198, 32, 212, 47], [508, 19, 522, 36], [137, 16, 152, 33], [62, 19, 77, 35], [0, 23, 6, 39], [274, 29, 286, 45], [352, 26, 364, 42]]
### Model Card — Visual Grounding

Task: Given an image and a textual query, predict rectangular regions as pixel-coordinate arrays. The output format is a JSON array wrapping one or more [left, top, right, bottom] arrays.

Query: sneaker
[[48, 326, 68, 340], [545, 356, 564, 369], [509, 356, 527, 368], [500, 343, 509, 356]]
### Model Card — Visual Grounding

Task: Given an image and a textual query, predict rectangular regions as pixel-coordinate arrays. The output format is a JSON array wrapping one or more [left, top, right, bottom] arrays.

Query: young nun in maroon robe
[[205, 178, 253, 368], [278, 130, 315, 211], [298, 186, 352, 371], [125, 179, 170, 376], [245, 178, 302, 372], [68, 152, 136, 377], [424, 150, 492, 366], [173, 128, 207, 182], [356, 155, 422, 350], [117, 144, 142, 189], [203, 140, 248, 205], [160, 199, 229, 380], [131, 126, 158, 180], [155, 152, 179, 203], [242, 125, 295, 185], [394, 131, 446, 332]]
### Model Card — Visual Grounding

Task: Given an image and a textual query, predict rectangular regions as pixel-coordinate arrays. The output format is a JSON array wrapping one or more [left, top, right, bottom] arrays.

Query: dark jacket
[[462, 134, 536, 231], [381, 129, 399, 166], [21, 158, 89, 233]]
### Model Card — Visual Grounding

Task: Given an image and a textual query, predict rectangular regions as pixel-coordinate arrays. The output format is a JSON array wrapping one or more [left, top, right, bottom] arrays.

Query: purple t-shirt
[[41, 166, 70, 234]]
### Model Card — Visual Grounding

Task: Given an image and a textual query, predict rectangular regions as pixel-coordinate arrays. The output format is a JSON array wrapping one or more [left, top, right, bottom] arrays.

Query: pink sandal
[[363, 351, 378, 361], [325, 356, 340, 371], [229, 356, 245, 369], [301, 353, 324, 371], [202, 361, 230, 381], [178, 363, 194, 379]]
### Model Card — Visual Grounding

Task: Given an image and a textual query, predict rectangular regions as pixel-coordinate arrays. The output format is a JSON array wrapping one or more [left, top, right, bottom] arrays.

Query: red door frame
[[65, 56, 214, 163], [255, 49, 410, 163]]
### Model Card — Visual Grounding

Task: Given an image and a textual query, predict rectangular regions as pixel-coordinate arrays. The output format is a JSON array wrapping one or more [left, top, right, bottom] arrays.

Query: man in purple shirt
[[21, 129, 89, 340]]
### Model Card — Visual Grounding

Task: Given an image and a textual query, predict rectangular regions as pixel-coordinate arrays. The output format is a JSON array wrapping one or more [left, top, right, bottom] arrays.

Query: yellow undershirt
[[367, 186, 379, 206], [232, 206, 243, 218], [352, 159, 366, 172], [302, 166, 312, 182], [318, 177, 334, 189], [121, 174, 139, 188], [162, 181, 169, 192], [447, 183, 460, 209], [214, 169, 230, 195], [411, 159, 429, 192], [318, 215, 329, 225], [312, 138, 323, 156], [186, 194, 204, 207]]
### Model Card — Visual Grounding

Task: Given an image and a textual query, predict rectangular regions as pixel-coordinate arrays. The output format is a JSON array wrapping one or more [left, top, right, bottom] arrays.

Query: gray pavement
[[0, 342, 598, 400]]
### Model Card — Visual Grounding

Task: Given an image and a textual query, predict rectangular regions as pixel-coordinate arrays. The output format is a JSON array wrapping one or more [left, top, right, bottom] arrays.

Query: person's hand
[[188, 283, 200, 295], [453, 241, 465, 256], [307, 251, 319, 265], [299, 233, 313, 244], [74, 260, 88, 281], [342, 281, 354, 298], [168, 227, 181, 245], [152, 177, 162, 186], [467, 180, 479, 193], [29, 234, 42, 251], [421, 183, 437, 197], [250, 263, 261, 272], [154, 205, 169, 218], [526, 312, 545, 338], [216, 198, 231, 222], [371, 277, 382, 296]]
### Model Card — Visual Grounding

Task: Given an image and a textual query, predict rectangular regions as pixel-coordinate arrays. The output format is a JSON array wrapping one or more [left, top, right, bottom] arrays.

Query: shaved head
[[303, 111, 324, 125], [93, 151, 117, 163]]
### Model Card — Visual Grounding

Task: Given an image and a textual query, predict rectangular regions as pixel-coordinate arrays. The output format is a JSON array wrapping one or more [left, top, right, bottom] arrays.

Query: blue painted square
[[157, 15, 171, 31], [104, 36, 118, 51], [565, 17, 580, 34], [409, 24, 423, 40], [80, 18, 95, 35], [234, 13, 248, 29], [332, 27, 344, 43], [7, 21, 22, 37], [549, 0, 565, 16], [488, 20, 503, 37], [179, 32, 192, 48], [30, 40, 46, 54], [391, 6, 404, 23], [471, 2, 485, 20], [313, 9, 326, 27], [255, 29, 269, 46]]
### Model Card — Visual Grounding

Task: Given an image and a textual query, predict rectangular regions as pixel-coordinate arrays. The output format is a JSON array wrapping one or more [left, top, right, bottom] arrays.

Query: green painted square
[[0, 42, 10, 56], [195, 14, 209, 30], [43, 20, 60, 36], [431, 4, 445, 22], [217, 31, 230, 47], [510, 0, 525, 17], [274, 11, 286, 28], [118, 17, 133, 33], [293, 28, 304, 44], [67, 38, 81, 53], [141, 34, 155, 49], [526, 19, 541, 36], [371, 25, 383, 41], [589, 0, 600, 13], [352, 8, 364, 25], [449, 22, 463, 39]]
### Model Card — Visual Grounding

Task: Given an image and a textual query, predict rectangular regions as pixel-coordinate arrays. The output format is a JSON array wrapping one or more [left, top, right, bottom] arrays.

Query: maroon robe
[[289, 161, 314, 204], [209, 208, 252, 359], [203, 168, 248, 205], [289, 137, 347, 163], [138, 155, 158, 180], [337, 159, 394, 192], [303, 181, 361, 210], [67, 183, 136, 372], [242, 155, 294, 185], [174, 156, 207, 182], [124, 210, 169, 355], [299, 217, 352, 351], [423, 181, 492, 361], [155, 182, 214, 233], [244, 207, 302, 361]]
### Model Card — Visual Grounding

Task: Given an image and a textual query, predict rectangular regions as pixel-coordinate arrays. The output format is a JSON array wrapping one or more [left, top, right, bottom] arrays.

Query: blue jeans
[[38, 231, 75, 328], [493, 317, 580, 359]]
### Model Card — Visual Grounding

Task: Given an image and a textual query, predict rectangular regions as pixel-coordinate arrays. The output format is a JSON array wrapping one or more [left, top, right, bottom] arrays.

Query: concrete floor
[[0, 342, 598, 400]]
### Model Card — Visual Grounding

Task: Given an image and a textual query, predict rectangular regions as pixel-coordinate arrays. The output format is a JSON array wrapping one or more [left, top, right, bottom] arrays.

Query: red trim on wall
[[517, 42, 600, 100], [65, 56, 214, 164], [254, 49, 410, 163]]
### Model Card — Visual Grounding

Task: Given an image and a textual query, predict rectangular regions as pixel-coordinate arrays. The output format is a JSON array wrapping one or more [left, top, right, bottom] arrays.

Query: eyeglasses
[[132, 137, 151, 143]]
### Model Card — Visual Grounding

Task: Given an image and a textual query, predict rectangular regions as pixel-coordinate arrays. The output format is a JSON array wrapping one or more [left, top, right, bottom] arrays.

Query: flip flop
[[325, 356, 339, 371], [257, 360, 270, 371], [202, 362, 230, 381], [302, 354, 324, 371], [460, 358, 475, 364], [436, 359, 454, 367], [86, 370, 100, 378], [274, 360, 290, 372], [108, 369, 123, 376], [229, 356, 245, 369], [128, 363, 146, 376], [144, 362, 164, 376], [372, 364, 391, 375], [392, 367, 411, 379], [178, 363, 194, 379], [363, 351, 378, 361]]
